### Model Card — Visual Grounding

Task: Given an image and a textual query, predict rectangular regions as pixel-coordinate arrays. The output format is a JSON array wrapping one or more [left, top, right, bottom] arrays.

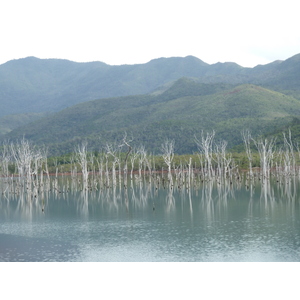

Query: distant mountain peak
[[147, 55, 208, 65]]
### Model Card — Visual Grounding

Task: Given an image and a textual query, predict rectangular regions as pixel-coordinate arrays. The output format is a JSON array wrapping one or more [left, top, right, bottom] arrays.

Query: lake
[[1, 176, 300, 261]]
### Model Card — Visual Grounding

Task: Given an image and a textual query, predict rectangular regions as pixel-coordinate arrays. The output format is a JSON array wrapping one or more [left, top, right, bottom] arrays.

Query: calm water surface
[[1, 178, 300, 261]]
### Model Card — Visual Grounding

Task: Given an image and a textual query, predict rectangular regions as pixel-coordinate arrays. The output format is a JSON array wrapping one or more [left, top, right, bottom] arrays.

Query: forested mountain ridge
[[1, 53, 300, 154], [1, 53, 300, 118], [4, 78, 300, 155]]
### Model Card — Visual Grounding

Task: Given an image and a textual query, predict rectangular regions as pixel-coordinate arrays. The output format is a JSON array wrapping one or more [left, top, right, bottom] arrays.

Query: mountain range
[[1, 53, 300, 154]]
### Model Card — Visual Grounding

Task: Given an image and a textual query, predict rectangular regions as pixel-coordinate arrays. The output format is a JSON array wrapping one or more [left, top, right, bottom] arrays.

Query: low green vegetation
[[45, 151, 262, 174], [0, 112, 50, 135]]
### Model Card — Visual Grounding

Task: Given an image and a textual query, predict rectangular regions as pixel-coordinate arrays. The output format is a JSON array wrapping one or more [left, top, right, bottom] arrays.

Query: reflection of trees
[[166, 185, 175, 212], [201, 181, 214, 224], [260, 180, 275, 208], [2, 173, 299, 225], [276, 176, 297, 203], [76, 190, 89, 218], [216, 179, 233, 206], [255, 177, 297, 217], [188, 185, 193, 220], [199, 180, 234, 225], [0, 189, 49, 221]]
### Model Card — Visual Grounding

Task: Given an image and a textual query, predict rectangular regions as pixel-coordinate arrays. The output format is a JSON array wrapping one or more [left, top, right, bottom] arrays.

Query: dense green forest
[[1, 53, 300, 155], [3, 79, 300, 155]]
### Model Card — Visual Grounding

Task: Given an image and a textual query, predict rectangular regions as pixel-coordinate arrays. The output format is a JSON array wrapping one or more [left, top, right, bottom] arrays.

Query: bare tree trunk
[[195, 131, 215, 180], [161, 139, 175, 184], [282, 129, 295, 176], [105, 143, 120, 187], [75, 141, 89, 190], [10, 137, 44, 194], [242, 130, 253, 178], [252, 136, 275, 181]]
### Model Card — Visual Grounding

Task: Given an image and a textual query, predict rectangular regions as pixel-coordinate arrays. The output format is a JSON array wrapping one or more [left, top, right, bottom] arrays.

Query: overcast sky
[[1, 0, 299, 67]]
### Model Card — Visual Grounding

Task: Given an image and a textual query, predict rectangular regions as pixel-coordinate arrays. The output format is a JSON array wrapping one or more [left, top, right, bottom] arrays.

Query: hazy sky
[[1, 0, 299, 67]]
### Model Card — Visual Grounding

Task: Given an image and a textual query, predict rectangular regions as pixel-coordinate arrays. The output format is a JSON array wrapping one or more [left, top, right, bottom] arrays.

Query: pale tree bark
[[10, 137, 44, 191], [105, 143, 120, 187], [120, 132, 132, 175], [75, 141, 89, 190], [195, 131, 215, 180], [214, 140, 232, 181], [138, 145, 147, 180], [130, 148, 139, 179], [282, 129, 295, 176], [161, 139, 175, 182], [242, 130, 253, 178], [252, 136, 275, 180], [0, 143, 11, 178]]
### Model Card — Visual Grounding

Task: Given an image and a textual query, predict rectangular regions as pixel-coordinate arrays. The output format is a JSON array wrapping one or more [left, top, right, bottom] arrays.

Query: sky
[[1, 0, 299, 67]]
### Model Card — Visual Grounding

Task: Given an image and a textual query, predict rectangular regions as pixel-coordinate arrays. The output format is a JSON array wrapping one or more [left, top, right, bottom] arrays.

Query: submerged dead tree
[[195, 131, 215, 180], [105, 143, 120, 187], [282, 129, 296, 176], [214, 140, 233, 181], [0, 143, 11, 178], [137, 145, 147, 179], [75, 141, 89, 189], [121, 132, 132, 175], [252, 136, 276, 180], [10, 138, 44, 182], [6, 128, 300, 200], [161, 139, 175, 183], [130, 147, 139, 179], [242, 130, 254, 178]]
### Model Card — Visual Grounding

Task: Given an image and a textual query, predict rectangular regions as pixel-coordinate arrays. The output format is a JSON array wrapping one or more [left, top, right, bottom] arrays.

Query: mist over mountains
[[1, 53, 300, 154]]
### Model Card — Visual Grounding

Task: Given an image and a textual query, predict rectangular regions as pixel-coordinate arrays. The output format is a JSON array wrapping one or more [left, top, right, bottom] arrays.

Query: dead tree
[[282, 129, 296, 176], [161, 139, 175, 183], [195, 131, 215, 180], [252, 136, 275, 180], [75, 141, 89, 189], [0, 142, 11, 178], [120, 132, 132, 175], [130, 147, 139, 179], [242, 130, 253, 178], [105, 143, 120, 187], [10, 137, 44, 191]]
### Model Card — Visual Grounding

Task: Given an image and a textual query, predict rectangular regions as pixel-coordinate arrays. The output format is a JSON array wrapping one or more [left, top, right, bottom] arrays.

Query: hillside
[[0, 112, 51, 135], [0, 55, 211, 118], [4, 79, 300, 155], [1, 53, 300, 120]]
